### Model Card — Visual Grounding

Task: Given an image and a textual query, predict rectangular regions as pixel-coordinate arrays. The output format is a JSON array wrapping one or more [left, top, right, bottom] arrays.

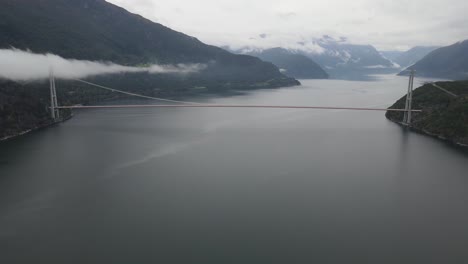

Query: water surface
[[1, 75, 468, 263]]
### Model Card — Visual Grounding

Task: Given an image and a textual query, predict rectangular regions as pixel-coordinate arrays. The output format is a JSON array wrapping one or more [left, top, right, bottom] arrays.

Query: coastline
[[0, 115, 73, 143], [385, 81, 468, 150], [389, 119, 468, 149], [0, 80, 301, 143]]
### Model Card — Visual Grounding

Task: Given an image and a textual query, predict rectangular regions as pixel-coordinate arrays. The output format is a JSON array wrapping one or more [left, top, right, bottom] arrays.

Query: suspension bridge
[[49, 69, 423, 126]]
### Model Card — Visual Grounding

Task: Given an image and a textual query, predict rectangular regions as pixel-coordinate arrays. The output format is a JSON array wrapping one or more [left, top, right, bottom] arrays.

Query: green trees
[[386, 81, 468, 145]]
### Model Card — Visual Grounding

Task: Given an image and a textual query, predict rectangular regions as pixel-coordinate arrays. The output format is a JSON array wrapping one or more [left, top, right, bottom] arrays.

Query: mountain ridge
[[0, 0, 298, 87], [0, 0, 300, 142], [391, 46, 440, 69], [398, 40, 468, 80], [227, 36, 399, 79]]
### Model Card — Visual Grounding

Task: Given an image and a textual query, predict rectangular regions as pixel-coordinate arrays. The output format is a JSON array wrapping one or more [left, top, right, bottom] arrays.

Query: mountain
[[229, 36, 398, 80], [0, 0, 298, 89], [392, 46, 440, 69], [386, 81, 468, 146], [229, 47, 329, 79], [303, 37, 398, 79], [380, 51, 404, 61], [398, 40, 468, 80], [0, 0, 301, 142]]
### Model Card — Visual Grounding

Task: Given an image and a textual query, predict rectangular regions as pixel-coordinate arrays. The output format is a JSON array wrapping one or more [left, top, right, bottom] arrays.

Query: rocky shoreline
[[390, 120, 468, 149], [0, 115, 72, 143]]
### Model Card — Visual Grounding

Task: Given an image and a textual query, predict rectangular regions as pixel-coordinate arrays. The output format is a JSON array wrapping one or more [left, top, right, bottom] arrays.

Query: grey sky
[[107, 0, 468, 51]]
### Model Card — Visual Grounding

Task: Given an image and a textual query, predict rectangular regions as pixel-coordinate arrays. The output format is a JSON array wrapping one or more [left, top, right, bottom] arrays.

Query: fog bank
[[0, 49, 206, 81]]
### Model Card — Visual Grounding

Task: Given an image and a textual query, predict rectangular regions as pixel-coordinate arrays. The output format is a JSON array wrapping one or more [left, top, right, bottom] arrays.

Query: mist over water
[[0, 49, 206, 81]]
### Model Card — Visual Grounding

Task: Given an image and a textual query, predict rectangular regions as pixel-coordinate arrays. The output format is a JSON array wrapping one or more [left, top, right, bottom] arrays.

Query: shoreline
[[0, 115, 73, 143], [0, 81, 302, 143], [385, 80, 468, 151], [389, 119, 468, 149], [0, 77, 301, 144]]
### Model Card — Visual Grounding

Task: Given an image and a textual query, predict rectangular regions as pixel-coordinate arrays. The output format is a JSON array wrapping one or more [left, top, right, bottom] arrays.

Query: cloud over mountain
[[0, 49, 205, 81]]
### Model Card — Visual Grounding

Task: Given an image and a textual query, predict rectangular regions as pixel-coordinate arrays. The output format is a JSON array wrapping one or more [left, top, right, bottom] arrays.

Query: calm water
[[1, 75, 468, 263]]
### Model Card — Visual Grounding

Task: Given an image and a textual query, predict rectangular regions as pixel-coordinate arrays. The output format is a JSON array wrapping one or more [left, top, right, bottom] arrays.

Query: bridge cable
[[73, 79, 203, 105], [65, 79, 422, 112], [430, 83, 459, 98]]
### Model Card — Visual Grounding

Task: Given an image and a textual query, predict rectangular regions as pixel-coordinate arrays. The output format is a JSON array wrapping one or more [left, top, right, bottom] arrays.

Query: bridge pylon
[[403, 69, 415, 125], [49, 68, 60, 121]]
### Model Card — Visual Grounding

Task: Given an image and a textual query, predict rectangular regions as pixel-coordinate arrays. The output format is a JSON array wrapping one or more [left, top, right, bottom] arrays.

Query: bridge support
[[49, 68, 60, 121], [403, 69, 415, 125]]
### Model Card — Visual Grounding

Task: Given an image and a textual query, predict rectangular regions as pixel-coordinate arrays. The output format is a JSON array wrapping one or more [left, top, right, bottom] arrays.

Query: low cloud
[[220, 33, 326, 54], [0, 49, 206, 81]]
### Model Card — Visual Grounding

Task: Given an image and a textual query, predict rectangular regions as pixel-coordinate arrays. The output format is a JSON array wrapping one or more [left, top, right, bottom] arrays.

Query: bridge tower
[[49, 68, 60, 121], [403, 69, 415, 125]]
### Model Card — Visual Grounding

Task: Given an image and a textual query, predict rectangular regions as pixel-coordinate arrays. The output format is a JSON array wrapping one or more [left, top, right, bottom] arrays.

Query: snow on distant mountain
[[302, 36, 397, 77], [226, 35, 399, 79], [224, 46, 328, 79]]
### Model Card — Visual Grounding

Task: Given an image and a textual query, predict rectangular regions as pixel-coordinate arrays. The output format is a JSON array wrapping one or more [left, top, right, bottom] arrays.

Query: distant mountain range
[[384, 46, 440, 69], [0, 0, 298, 90], [229, 36, 399, 79], [398, 40, 468, 80], [227, 34, 467, 81], [380, 51, 405, 61], [226, 47, 329, 79], [232, 35, 399, 79], [303, 37, 398, 78]]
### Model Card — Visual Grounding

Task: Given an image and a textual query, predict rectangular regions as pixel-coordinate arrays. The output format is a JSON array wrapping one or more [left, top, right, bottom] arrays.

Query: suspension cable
[[73, 79, 203, 105]]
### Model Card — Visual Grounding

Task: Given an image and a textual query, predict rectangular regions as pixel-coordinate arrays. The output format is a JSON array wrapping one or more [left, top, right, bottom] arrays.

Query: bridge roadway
[[56, 104, 422, 112]]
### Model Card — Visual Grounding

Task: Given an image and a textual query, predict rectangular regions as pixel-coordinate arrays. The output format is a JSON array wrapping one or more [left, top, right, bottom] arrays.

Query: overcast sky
[[107, 0, 468, 51]]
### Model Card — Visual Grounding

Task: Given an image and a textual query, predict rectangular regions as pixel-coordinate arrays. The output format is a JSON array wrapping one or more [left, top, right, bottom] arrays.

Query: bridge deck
[[56, 104, 422, 112]]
